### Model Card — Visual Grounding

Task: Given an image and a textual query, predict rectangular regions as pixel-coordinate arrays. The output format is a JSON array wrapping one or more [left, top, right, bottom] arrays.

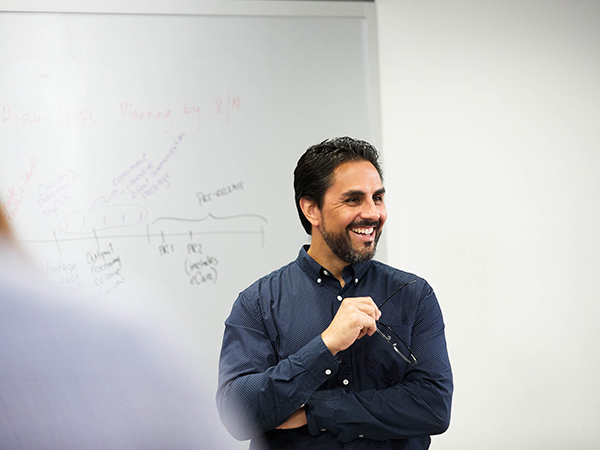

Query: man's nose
[[360, 199, 382, 221]]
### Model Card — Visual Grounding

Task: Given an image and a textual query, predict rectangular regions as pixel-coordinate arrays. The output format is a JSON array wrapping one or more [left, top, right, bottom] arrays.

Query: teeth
[[352, 227, 374, 235]]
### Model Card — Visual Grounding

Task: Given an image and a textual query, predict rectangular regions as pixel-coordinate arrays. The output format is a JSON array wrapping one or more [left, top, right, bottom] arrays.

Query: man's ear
[[299, 197, 321, 229]]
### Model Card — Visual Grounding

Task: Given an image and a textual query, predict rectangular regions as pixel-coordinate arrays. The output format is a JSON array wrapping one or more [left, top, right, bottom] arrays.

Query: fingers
[[275, 408, 307, 430], [321, 297, 381, 355], [353, 305, 378, 339], [353, 296, 382, 323], [350, 296, 381, 337]]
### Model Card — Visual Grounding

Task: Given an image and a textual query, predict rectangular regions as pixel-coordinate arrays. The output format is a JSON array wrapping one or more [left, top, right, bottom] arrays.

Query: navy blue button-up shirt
[[217, 246, 452, 449]]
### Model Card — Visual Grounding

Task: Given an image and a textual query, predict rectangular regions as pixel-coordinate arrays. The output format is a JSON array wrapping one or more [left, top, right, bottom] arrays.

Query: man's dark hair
[[293, 137, 383, 235]]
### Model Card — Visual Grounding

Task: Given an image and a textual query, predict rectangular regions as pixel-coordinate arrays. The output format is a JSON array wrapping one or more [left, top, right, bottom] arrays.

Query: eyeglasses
[[375, 280, 418, 365]]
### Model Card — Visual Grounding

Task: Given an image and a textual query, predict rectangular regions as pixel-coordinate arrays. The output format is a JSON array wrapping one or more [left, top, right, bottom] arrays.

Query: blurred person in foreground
[[217, 137, 453, 449], [0, 204, 226, 449]]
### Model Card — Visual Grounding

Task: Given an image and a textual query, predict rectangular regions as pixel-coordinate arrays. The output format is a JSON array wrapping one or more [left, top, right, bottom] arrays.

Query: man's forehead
[[329, 160, 383, 190]]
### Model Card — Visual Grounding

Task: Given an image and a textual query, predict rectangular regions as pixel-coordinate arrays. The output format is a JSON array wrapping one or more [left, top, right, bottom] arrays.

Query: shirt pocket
[[366, 334, 408, 388]]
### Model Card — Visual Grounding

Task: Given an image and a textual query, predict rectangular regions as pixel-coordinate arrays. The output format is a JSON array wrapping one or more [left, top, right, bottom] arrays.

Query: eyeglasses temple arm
[[378, 279, 417, 309]]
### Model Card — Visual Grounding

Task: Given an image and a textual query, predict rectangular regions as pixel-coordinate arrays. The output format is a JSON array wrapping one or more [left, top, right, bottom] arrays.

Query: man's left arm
[[303, 285, 453, 443]]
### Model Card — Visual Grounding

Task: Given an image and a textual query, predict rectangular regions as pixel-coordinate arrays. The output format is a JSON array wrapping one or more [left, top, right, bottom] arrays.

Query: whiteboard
[[0, 2, 380, 437]]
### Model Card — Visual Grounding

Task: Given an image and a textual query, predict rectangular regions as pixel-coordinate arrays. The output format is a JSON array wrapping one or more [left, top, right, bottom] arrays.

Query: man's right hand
[[321, 297, 381, 355]]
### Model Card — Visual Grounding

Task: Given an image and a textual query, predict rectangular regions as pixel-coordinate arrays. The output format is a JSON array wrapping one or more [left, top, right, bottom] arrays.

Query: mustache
[[348, 220, 381, 228]]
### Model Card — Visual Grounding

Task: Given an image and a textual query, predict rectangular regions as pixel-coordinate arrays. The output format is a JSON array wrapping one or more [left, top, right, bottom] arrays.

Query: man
[[217, 137, 452, 449], [0, 205, 227, 449]]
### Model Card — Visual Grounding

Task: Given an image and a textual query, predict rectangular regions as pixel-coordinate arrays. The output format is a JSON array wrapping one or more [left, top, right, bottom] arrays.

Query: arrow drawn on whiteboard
[[92, 189, 119, 208]]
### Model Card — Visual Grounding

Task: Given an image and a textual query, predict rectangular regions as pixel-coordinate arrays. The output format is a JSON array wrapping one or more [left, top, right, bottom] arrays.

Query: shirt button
[[359, 434, 364, 438], [323, 270, 329, 276], [343, 379, 349, 385], [325, 369, 332, 375], [354, 278, 359, 284], [320, 429, 327, 432], [317, 278, 322, 284], [337, 295, 343, 302]]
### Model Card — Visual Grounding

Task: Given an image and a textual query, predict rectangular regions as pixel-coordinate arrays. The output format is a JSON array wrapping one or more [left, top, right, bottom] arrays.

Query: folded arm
[[305, 286, 453, 442], [217, 285, 452, 443], [216, 293, 338, 440]]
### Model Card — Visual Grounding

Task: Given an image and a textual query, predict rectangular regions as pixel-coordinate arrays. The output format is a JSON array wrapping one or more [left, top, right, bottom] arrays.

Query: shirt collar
[[296, 245, 372, 285]]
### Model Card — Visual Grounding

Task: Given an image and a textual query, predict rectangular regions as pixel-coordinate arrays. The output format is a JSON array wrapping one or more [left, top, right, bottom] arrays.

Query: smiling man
[[217, 137, 453, 449]]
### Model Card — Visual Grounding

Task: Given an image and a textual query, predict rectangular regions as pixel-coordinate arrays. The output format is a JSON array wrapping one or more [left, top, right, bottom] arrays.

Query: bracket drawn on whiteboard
[[150, 212, 268, 247]]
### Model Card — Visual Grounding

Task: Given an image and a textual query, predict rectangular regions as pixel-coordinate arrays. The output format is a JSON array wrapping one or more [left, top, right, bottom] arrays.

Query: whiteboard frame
[[0, 1, 368, 17]]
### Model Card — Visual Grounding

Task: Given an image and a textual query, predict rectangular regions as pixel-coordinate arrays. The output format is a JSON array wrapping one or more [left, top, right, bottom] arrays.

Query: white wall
[[376, 1, 600, 448]]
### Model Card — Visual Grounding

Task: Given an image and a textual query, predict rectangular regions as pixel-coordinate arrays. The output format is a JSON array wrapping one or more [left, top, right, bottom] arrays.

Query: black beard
[[321, 221, 381, 264]]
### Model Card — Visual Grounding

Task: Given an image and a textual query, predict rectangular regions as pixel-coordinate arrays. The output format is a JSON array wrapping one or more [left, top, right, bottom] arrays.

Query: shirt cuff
[[303, 337, 342, 437], [305, 388, 341, 437], [295, 335, 339, 392]]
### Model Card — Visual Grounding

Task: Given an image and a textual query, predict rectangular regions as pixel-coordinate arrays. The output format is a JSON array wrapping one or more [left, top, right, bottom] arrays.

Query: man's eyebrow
[[341, 189, 366, 198], [341, 187, 386, 198]]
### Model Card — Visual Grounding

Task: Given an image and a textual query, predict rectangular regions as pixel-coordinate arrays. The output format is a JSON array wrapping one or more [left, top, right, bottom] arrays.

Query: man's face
[[317, 160, 387, 264]]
